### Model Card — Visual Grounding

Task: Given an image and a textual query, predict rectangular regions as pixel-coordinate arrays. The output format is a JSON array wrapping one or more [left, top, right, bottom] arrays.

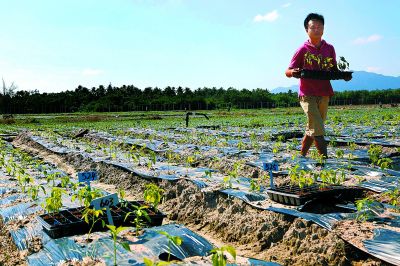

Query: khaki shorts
[[299, 96, 330, 136]]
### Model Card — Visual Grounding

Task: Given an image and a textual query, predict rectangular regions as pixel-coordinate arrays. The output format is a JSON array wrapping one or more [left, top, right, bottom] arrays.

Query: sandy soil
[[0, 217, 27, 266]]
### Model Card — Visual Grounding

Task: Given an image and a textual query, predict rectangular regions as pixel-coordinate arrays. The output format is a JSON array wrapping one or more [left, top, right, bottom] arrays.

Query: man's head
[[304, 13, 324, 30], [304, 13, 324, 39]]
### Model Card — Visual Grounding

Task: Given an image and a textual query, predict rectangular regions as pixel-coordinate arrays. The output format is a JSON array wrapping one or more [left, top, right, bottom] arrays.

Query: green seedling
[[18, 173, 33, 193], [249, 178, 261, 192], [319, 169, 345, 186], [263, 133, 272, 141], [272, 142, 282, 154], [60, 175, 71, 188], [228, 161, 242, 180], [72, 186, 104, 207], [27, 184, 46, 201], [42, 187, 66, 213], [106, 225, 131, 266], [158, 231, 183, 263], [150, 151, 157, 166], [277, 135, 285, 142], [289, 164, 314, 189], [46, 171, 62, 187], [355, 197, 375, 221], [204, 170, 212, 178], [368, 144, 383, 166], [210, 245, 236, 266], [337, 56, 350, 71], [82, 208, 105, 242], [144, 184, 164, 211], [335, 149, 344, 159], [383, 188, 400, 210], [186, 155, 195, 167], [237, 140, 246, 150], [222, 175, 233, 189], [377, 157, 392, 170], [125, 205, 151, 236], [118, 188, 128, 207]]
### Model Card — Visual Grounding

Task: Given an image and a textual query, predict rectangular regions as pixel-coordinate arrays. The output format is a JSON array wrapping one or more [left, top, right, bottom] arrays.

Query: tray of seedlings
[[38, 201, 166, 238], [266, 184, 365, 206]]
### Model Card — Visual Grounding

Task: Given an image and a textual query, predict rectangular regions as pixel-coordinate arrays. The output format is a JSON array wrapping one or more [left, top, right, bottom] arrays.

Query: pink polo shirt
[[289, 40, 336, 97]]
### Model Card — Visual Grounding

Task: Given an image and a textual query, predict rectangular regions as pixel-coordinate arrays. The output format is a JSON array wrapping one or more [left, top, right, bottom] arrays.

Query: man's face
[[306, 19, 324, 39]]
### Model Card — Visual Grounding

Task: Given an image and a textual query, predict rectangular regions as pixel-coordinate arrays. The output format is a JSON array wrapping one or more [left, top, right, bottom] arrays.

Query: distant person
[[285, 13, 351, 158]]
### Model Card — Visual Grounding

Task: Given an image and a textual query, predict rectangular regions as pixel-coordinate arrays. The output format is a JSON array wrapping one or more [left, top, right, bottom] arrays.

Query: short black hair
[[304, 13, 324, 29]]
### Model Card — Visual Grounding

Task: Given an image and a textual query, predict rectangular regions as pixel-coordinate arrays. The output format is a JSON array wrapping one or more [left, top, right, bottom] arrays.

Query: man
[[285, 13, 351, 158]]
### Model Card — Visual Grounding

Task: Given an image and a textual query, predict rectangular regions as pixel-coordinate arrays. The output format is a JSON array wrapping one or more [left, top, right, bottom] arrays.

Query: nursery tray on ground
[[266, 184, 365, 206], [301, 69, 353, 80], [37, 201, 166, 238]]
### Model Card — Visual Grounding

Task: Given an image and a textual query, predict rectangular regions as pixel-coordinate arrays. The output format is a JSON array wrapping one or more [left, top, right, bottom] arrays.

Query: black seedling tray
[[37, 210, 84, 239], [266, 184, 364, 206], [38, 201, 166, 238], [301, 69, 353, 80]]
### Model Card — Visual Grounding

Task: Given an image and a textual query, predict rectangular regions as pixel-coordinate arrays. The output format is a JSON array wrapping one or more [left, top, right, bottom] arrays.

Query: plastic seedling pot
[[38, 210, 85, 239]]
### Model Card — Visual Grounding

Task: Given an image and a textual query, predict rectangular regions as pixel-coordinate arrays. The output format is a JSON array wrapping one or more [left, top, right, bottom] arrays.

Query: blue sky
[[1, 0, 399, 93]]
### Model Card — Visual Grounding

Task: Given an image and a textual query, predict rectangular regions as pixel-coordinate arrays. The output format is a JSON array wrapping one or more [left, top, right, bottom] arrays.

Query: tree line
[[1, 83, 399, 114]]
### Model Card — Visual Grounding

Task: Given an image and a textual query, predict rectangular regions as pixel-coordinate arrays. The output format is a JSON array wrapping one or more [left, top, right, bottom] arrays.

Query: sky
[[1, 0, 399, 93]]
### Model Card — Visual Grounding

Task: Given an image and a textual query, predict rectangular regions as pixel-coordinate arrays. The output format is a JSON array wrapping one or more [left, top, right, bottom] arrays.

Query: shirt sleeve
[[288, 47, 305, 69]]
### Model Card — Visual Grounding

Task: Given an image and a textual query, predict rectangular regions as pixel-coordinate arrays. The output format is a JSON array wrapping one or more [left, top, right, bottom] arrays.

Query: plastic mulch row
[[37, 201, 166, 239]]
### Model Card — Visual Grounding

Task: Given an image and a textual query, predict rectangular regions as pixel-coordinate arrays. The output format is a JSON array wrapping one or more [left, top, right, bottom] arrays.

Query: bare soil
[[0, 217, 27, 266]]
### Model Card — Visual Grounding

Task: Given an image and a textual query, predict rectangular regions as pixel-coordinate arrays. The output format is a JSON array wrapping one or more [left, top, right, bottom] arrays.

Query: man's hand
[[292, 68, 301, 78]]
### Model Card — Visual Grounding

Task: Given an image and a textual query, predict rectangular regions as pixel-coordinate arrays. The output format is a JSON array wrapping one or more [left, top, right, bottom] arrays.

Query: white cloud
[[352, 34, 382, 45], [254, 10, 279, 22], [82, 68, 104, 76], [282, 3, 291, 8]]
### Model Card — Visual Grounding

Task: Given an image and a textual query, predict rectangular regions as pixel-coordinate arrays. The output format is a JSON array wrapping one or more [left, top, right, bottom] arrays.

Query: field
[[1, 105, 400, 265]]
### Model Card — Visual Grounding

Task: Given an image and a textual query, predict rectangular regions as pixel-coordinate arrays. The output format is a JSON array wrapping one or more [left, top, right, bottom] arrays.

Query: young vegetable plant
[[42, 187, 66, 213], [157, 231, 183, 263], [368, 144, 382, 166], [27, 184, 46, 201], [222, 175, 233, 189], [144, 183, 164, 211], [249, 178, 261, 192], [210, 245, 236, 266], [60, 175, 72, 188], [337, 56, 350, 71], [18, 173, 33, 193], [46, 171, 62, 187], [72, 186, 103, 207], [124, 205, 151, 236], [289, 164, 314, 189], [355, 197, 376, 221], [204, 170, 212, 178], [82, 208, 105, 242], [335, 149, 344, 159], [377, 158, 392, 170], [383, 188, 400, 210], [106, 225, 131, 266]]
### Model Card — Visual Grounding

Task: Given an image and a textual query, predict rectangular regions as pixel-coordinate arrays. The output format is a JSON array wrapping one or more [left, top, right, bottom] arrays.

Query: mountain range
[[271, 71, 400, 93]]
